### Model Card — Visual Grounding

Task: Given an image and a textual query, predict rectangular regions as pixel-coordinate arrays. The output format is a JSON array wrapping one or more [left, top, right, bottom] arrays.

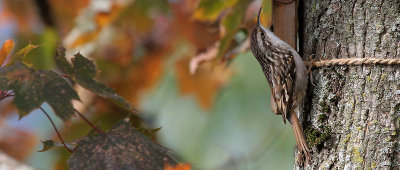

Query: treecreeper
[[249, 7, 311, 165]]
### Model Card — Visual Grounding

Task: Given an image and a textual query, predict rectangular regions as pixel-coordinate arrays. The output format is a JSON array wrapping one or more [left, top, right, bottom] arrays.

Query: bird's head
[[250, 7, 273, 55]]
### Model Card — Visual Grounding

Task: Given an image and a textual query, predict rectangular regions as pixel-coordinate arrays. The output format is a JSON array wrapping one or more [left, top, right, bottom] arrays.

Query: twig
[[73, 108, 104, 134], [39, 106, 73, 153], [0, 91, 14, 100]]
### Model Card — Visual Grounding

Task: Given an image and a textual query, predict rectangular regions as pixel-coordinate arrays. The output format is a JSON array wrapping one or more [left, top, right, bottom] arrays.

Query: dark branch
[[39, 106, 73, 153], [74, 108, 104, 134]]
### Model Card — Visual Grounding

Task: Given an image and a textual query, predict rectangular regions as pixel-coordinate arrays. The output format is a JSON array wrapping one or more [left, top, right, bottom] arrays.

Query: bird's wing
[[269, 49, 296, 124]]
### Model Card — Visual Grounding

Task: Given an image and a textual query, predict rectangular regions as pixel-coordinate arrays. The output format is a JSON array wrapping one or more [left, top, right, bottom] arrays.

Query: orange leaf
[[0, 39, 15, 66], [70, 31, 100, 48], [171, 1, 220, 52], [175, 57, 232, 109], [164, 163, 191, 170]]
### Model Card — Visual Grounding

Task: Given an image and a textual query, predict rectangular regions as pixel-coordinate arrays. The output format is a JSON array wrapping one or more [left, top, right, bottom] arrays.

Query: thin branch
[[61, 74, 69, 78], [73, 108, 104, 134], [0, 91, 14, 100], [39, 106, 73, 153]]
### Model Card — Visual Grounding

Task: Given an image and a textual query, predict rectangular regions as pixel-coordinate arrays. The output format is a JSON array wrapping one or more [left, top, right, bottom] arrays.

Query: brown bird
[[249, 7, 311, 164]]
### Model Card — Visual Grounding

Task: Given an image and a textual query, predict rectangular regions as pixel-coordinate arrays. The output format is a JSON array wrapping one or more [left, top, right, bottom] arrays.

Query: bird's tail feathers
[[291, 112, 311, 165]]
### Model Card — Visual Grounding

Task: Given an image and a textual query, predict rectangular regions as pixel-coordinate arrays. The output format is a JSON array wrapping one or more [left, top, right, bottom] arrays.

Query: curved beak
[[257, 7, 262, 26]]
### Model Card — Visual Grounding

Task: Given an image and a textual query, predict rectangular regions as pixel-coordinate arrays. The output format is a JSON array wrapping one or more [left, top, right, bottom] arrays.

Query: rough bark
[[297, 0, 400, 169]]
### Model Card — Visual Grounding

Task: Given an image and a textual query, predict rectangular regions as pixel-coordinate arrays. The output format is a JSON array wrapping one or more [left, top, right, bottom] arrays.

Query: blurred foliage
[[55, 47, 138, 114], [0, 0, 297, 169]]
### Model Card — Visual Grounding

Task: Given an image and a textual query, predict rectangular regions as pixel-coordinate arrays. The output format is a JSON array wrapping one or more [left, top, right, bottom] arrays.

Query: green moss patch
[[305, 126, 331, 147]]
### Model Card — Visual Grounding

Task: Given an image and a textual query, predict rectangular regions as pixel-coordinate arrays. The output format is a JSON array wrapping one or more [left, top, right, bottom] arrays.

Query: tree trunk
[[297, 0, 400, 169]]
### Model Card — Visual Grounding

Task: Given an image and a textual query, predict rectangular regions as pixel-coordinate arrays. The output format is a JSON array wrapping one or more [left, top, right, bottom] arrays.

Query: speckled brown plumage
[[250, 7, 311, 164], [251, 31, 296, 123]]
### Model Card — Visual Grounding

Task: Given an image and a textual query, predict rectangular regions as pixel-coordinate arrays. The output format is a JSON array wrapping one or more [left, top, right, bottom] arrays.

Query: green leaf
[[68, 120, 176, 169], [135, 127, 161, 138], [69, 53, 138, 114], [39, 139, 75, 152], [55, 46, 74, 75], [0, 63, 79, 120], [39, 140, 55, 152], [54, 45, 137, 113], [71, 53, 97, 78], [216, 0, 252, 59], [7, 43, 38, 66]]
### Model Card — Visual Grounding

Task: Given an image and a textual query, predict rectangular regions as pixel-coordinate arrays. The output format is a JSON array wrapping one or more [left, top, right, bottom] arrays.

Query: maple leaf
[[0, 62, 79, 120], [55, 46, 138, 114], [68, 120, 176, 169], [7, 43, 38, 66]]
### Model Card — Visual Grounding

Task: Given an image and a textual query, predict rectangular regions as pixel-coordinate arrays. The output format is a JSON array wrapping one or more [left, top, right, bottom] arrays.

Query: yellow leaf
[[7, 43, 38, 66], [0, 39, 15, 66]]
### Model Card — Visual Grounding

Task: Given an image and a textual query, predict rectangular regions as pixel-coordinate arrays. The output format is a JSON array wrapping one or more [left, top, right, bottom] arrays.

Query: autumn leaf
[[175, 57, 232, 109], [7, 43, 38, 66], [0, 62, 80, 120], [0, 39, 14, 66], [68, 120, 176, 170], [171, 0, 220, 52], [164, 163, 191, 170]]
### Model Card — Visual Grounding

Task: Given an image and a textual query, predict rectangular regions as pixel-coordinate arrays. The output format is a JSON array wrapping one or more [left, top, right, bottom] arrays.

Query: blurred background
[[0, 0, 296, 169]]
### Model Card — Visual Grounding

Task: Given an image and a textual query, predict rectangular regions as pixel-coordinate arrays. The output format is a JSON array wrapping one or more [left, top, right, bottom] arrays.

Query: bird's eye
[[260, 32, 265, 37]]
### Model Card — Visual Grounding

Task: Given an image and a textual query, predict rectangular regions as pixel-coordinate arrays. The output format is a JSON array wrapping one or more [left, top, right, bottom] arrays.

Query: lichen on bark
[[298, 0, 400, 169]]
